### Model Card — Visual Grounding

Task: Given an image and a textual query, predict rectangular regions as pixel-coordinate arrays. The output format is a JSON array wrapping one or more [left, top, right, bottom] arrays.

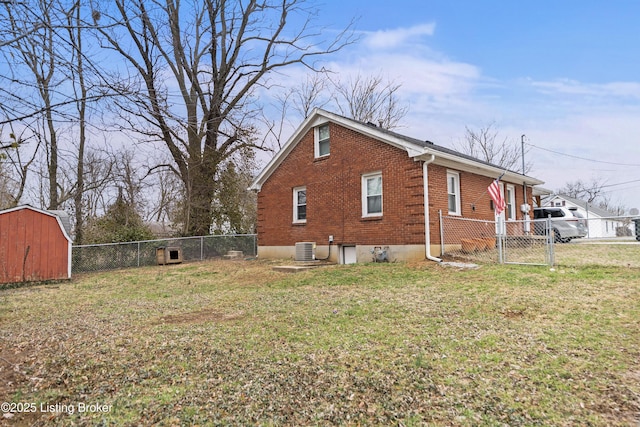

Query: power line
[[600, 178, 640, 189], [529, 143, 640, 167]]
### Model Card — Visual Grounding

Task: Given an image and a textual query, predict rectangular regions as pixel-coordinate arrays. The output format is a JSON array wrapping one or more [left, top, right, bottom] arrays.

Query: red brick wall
[[256, 122, 534, 248], [257, 123, 425, 247], [427, 164, 533, 243]]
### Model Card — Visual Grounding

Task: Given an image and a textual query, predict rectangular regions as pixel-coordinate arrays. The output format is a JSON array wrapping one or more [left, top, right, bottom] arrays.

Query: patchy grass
[[1, 260, 639, 426], [554, 241, 640, 268]]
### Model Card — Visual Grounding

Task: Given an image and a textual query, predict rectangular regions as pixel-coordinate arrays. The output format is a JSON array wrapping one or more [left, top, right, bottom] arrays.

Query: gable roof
[[544, 194, 619, 218], [250, 108, 544, 191]]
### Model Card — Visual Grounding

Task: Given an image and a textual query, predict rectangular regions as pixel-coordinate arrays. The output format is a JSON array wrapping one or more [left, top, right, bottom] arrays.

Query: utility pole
[[521, 134, 531, 234], [521, 134, 527, 203]]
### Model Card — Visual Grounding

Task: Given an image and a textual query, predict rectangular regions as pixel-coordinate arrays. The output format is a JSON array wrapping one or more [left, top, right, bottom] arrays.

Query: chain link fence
[[441, 214, 640, 267], [552, 216, 640, 268], [440, 216, 551, 266], [72, 234, 257, 273]]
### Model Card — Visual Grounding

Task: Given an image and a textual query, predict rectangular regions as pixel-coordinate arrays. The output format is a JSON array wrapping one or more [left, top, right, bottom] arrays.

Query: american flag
[[488, 178, 505, 215]]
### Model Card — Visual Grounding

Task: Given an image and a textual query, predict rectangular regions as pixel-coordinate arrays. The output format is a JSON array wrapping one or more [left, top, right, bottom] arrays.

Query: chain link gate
[[440, 213, 553, 266], [497, 217, 553, 266]]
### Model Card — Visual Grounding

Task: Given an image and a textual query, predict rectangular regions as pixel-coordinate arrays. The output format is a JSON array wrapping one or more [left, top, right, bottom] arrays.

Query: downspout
[[422, 155, 442, 262]]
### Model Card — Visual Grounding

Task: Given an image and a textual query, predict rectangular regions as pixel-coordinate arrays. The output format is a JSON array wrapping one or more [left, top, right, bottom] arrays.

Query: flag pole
[[469, 169, 508, 210]]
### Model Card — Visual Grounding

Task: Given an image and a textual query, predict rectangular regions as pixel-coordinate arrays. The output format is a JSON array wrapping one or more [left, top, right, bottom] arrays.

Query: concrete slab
[[440, 261, 480, 270], [272, 265, 318, 273], [272, 262, 336, 273], [223, 250, 244, 260]]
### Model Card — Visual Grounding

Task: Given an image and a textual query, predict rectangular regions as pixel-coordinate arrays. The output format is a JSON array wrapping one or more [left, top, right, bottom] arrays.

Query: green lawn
[[1, 260, 639, 426]]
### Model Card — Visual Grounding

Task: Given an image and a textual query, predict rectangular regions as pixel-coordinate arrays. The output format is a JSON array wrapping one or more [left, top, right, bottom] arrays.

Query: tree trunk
[[72, 1, 86, 244]]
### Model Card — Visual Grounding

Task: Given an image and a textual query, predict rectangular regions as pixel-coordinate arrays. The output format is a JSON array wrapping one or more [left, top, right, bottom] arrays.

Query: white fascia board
[[428, 152, 545, 187], [319, 111, 427, 157], [249, 111, 324, 191]]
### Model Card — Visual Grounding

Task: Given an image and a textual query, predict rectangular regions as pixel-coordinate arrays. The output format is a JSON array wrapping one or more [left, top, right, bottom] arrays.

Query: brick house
[[249, 109, 544, 263]]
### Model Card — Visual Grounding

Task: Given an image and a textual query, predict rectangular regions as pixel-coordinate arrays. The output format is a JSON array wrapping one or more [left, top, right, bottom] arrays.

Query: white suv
[[533, 207, 585, 243]]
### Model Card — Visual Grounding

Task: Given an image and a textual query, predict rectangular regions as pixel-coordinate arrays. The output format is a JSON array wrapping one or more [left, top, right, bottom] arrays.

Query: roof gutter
[[421, 154, 442, 263]]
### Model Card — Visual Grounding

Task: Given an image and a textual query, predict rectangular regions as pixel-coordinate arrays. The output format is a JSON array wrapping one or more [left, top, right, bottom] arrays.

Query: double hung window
[[506, 184, 516, 220], [447, 171, 461, 215], [362, 173, 383, 217], [315, 124, 330, 157], [293, 187, 307, 223]]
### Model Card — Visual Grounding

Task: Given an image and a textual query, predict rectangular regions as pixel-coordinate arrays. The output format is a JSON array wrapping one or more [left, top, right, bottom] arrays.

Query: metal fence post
[[200, 236, 204, 261], [546, 217, 555, 266], [253, 234, 257, 257], [137, 242, 140, 267], [497, 217, 504, 264], [439, 210, 444, 255]]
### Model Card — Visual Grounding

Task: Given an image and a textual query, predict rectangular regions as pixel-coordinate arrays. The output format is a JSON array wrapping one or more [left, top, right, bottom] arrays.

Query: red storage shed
[[0, 205, 72, 284]]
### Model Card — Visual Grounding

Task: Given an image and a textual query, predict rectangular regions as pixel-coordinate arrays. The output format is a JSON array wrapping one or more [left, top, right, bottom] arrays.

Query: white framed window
[[293, 187, 307, 223], [447, 171, 461, 215], [315, 124, 330, 158], [362, 172, 383, 217], [506, 184, 516, 220]]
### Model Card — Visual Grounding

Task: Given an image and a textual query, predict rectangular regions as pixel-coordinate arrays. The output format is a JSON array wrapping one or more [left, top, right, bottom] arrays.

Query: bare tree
[[455, 122, 532, 174], [2, 0, 66, 209], [558, 177, 629, 215], [265, 71, 409, 149], [291, 73, 330, 119], [597, 195, 627, 216], [0, 0, 48, 49], [557, 177, 606, 204], [1, 129, 40, 207], [331, 73, 408, 130], [0, 131, 21, 207], [146, 165, 183, 225], [0, 163, 16, 209], [67, 0, 89, 243], [0, 0, 96, 211], [261, 73, 328, 151], [79, 149, 115, 218], [94, 0, 355, 236], [112, 149, 148, 216]]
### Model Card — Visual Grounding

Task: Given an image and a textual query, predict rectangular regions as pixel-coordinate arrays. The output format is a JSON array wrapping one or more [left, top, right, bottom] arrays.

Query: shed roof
[[47, 210, 72, 236], [0, 205, 73, 243]]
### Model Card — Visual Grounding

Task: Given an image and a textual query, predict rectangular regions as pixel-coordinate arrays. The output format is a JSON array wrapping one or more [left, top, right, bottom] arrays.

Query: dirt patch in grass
[[152, 309, 245, 325], [0, 347, 32, 401]]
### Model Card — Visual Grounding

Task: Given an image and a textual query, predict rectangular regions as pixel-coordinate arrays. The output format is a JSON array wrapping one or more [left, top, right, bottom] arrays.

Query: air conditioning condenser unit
[[295, 242, 316, 262]]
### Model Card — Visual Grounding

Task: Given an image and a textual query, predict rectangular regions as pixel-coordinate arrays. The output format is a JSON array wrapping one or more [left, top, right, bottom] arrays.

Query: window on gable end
[[315, 124, 330, 157]]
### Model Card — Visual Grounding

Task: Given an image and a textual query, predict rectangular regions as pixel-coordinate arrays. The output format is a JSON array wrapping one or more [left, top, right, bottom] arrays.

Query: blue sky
[[279, 0, 640, 211]]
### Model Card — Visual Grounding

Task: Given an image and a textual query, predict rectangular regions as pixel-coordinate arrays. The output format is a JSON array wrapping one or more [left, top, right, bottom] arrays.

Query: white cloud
[[531, 78, 640, 99], [363, 23, 436, 50], [263, 21, 640, 210], [327, 53, 480, 96]]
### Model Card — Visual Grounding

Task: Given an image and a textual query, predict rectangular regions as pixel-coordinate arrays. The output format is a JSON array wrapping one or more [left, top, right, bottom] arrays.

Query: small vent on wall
[[295, 242, 316, 261]]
